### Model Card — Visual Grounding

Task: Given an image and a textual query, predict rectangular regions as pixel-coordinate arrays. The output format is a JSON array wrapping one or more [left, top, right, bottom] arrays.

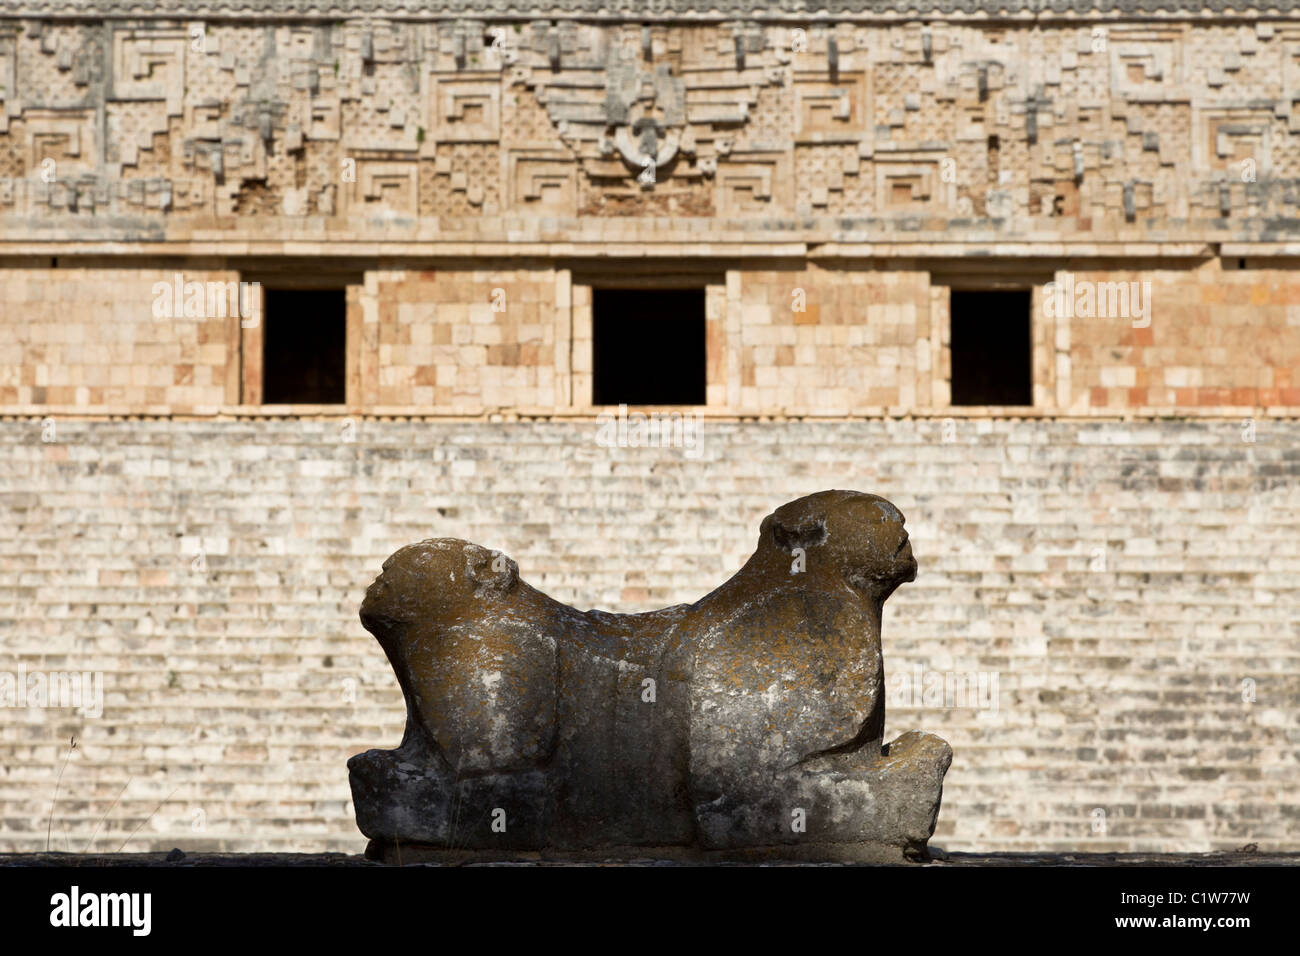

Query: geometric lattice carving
[[24, 109, 94, 173], [433, 77, 501, 143], [111, 29, 187, 115], [508, 149, 574, 214], [352, 160, 418, 215], [874, 155, 943, 211], [0, 15, 1293, 229], [794, 71, 869, 142], [716, 155, 781, 216]]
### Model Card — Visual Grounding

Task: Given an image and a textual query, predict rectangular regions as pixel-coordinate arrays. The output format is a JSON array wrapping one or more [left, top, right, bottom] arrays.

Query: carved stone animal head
[[359, 538, 519, 643], [756, 489, 917, 601]]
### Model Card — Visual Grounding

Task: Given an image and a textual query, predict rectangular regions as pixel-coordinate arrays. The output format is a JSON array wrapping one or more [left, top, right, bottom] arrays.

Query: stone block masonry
[[4, 10, 1300, 243], [0, 417, 1296, 853], [6, 257, 1300, 416]]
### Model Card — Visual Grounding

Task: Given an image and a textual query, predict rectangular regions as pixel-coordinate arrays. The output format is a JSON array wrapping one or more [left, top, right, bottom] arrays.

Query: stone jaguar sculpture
[[348, 490, 952, 862]]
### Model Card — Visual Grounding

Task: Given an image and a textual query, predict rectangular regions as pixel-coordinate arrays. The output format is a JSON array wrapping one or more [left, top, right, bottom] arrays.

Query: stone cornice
[[0, 0, 1296, 21]]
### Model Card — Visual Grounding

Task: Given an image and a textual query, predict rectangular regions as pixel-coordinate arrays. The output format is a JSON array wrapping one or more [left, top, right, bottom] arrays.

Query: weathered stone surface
[[3, 11, 1298, 241], [349, 489, 952, 861], [5, 418, 1300, 855]]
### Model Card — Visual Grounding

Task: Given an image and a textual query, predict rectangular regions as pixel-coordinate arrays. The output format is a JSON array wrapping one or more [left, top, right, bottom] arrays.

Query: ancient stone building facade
[[1, 1, 1297, 854]]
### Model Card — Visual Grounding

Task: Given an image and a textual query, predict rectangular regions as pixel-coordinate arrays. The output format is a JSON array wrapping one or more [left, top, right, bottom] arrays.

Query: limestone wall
[[2, 15, 1300, 244], [1058, 259, 1300, 410], [1, 418, 1295, 852], [363, 267, 563, 410], [5, 259, 1300, 415], [0, 266, 241, 410]]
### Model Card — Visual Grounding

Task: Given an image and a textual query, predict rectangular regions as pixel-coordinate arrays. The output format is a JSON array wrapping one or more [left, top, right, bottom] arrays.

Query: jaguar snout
[[893, 532, 910, 558]]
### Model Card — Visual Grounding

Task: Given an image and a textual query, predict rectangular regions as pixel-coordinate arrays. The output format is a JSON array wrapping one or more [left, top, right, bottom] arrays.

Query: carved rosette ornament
[[598, 60, 691, 187]]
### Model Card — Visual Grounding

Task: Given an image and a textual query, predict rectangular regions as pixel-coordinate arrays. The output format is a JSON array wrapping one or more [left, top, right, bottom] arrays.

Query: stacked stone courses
[[3, 9, 1300, 414], [0, 2, 1298, 854], [1, 419, 1296, 852]]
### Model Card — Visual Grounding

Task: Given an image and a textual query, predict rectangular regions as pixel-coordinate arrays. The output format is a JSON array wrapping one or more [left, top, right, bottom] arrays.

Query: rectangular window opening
[[261, 288, 346, 405], [592, 288, 706, 406], [949, 289, 1033, 406]]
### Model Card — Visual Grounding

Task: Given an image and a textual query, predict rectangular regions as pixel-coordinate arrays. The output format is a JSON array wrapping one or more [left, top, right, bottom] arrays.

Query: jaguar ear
[[463, 544, 519, 595], [765, 512, 829, 553]]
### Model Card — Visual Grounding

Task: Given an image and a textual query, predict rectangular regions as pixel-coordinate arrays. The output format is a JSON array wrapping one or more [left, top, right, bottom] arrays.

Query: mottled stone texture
[[0, 419, 1297, 854], [3, 14, 1299, 235], [349, 491, 951, 860], [6, 259, 1300, 415]]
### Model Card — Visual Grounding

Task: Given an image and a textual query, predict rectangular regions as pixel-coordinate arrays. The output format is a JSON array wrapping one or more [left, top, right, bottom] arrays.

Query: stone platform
[[3, 849, 1295, 867]]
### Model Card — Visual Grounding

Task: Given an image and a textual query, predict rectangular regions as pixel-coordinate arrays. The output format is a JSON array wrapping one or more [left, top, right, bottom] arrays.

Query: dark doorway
[[949, 289, 1032, 406], [592, 288, 706, 405], [262, 288, 346, 404]]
